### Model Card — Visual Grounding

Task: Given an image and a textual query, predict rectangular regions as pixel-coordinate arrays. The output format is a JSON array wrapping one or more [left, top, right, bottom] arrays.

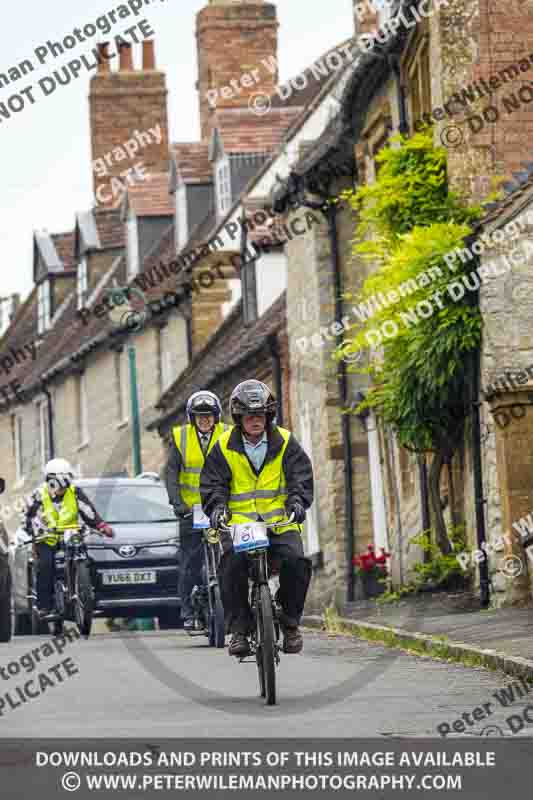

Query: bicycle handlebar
[[218, 513, 295, 532], [32, 525, 108, 543]]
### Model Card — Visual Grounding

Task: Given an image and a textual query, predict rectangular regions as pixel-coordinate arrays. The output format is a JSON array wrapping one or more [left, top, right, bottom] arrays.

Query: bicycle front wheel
[[257, 584, 276, 706], [74, 562, 94, 638], [208, 583, 225, 648]]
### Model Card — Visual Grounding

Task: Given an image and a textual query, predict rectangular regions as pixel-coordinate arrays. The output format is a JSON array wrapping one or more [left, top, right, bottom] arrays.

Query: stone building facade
[[271, 0, 533, 610]]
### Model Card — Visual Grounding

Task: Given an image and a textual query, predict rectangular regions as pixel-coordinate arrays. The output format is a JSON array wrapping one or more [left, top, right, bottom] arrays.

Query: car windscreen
[[80, 484, 176, 524]]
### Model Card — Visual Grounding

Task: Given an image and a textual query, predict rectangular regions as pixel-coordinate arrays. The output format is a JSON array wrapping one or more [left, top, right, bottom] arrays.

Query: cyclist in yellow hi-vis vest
[[23, 459, 114, 617], [164, 391, 229, 630], [200, 380, 314, 657]]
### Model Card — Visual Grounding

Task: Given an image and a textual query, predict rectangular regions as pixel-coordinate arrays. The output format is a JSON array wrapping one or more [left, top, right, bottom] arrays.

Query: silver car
[[12, 475, 182, 633]]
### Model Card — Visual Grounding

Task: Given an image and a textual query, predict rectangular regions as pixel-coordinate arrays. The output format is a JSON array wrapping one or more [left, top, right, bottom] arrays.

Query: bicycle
[[219, 514, 294, 707], [189, 505, 225, 648], [33, 524, 105, 638]]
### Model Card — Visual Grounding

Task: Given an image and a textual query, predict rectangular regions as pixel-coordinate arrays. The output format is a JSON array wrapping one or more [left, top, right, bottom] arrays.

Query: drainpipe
[[293, 187, 356, 602], [418, 455, 431, 563], [41, 384, 55, 460], [268, 334, 283, 426], [390, 55, 409, 135], [128, 344, 143, 476], [328, 201, 356, 603], [471, 344, 490, 608]]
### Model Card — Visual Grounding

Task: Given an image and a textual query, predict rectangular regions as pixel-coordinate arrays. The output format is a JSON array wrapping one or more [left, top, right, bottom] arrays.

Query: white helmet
[[44, 458, 75, 491], [186, 391, 222, 424]]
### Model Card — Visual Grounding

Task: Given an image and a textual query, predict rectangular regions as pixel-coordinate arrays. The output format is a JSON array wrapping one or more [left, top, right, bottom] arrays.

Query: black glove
[[210, 506, 229, 530], [286, 500, 306, 525], [172, 503, 191, 519]]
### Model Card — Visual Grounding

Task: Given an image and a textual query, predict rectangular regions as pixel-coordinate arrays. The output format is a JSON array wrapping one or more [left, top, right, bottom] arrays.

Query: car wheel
[[14, 612, 32, 636], [0, 562, 12, 643], [158, 609, 182, 630]]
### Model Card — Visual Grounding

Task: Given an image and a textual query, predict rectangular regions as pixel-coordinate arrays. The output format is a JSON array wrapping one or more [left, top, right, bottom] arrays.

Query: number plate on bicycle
[[193, 504, 210, 529], [232, 522, 269, 553]]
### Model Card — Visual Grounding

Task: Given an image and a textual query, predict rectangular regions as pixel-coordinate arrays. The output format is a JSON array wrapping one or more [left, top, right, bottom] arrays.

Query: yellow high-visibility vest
[[219, 427, 297, 536], [173, 422, 229, 508], [40, 485, 79, 546]]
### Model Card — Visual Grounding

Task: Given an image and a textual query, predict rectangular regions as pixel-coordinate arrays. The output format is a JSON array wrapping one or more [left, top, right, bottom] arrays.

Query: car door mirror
[[0, 478, 5, 494]]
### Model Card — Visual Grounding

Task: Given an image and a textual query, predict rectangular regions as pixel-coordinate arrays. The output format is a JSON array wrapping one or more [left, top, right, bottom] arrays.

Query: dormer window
[[37, 280, 51, 334], [77, 257, 88, 310], [127, 211, 140, 278], [216, 157, 231, 217]]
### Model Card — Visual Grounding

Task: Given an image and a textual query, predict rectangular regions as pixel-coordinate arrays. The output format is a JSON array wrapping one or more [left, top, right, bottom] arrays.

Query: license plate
[[102, 570, 157, 586]]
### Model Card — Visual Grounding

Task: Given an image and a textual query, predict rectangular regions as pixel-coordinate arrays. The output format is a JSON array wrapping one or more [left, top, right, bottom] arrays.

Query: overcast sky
[[0, 0, 353, 305]]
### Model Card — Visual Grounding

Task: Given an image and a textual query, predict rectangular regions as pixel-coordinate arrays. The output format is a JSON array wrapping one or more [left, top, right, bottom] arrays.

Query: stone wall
[[432, 0, 533, 202], [478, 199, 533, 605]]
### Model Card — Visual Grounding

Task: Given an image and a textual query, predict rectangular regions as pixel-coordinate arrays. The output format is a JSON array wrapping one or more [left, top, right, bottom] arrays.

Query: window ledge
[[76, 440, 90, 453], [116, 419, 129, 430]]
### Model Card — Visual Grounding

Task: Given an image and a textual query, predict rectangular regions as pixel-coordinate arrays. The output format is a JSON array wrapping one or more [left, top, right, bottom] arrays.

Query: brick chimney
[[196, 0, 279, 140], [89, 40, 169, 206], [352, 0, 378, 37]]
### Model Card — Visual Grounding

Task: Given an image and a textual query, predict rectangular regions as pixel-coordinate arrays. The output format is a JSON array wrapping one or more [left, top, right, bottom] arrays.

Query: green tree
[[340, 131, 485, 554]]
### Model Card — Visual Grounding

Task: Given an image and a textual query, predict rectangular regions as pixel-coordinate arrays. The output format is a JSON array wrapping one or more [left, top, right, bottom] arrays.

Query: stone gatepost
[[488, 390, 533, 606]]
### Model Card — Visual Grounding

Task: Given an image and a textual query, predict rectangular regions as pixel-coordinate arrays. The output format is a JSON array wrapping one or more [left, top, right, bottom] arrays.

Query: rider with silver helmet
[[200, 380, 314, 656], [23, 459, 114, 617], [165, 390, 229, 630]]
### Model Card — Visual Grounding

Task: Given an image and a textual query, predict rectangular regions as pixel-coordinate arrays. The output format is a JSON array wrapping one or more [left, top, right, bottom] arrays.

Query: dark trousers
[[36, 542, 56, 610], [179, 516, 204, 621], [220, 529, 312, 635]]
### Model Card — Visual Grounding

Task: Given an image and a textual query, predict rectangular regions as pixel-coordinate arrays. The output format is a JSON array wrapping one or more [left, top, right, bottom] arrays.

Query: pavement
[[303, 590, 533, 680], [3, 627, 531, 737]]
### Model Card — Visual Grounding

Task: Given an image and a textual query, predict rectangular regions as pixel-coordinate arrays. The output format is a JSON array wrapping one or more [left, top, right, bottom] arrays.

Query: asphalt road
[[1, 627, 531, 738]]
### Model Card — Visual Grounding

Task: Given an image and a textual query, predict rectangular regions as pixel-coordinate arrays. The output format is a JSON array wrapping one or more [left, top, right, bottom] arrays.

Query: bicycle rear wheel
[[0, 565, 12, 643], [257, 584, 276, 706], [74, 562, 94, 638]]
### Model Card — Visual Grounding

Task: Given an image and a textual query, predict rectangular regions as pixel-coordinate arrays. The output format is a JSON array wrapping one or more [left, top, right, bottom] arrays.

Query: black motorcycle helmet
[[230, 380, 277, 426], [186, 391, 222, 424]]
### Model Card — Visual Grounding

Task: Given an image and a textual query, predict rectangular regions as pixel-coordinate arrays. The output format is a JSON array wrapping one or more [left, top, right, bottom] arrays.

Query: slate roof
[[476, 163, 533, 231], [0, 212, 181, 404], [150, 291, 286, 428]]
